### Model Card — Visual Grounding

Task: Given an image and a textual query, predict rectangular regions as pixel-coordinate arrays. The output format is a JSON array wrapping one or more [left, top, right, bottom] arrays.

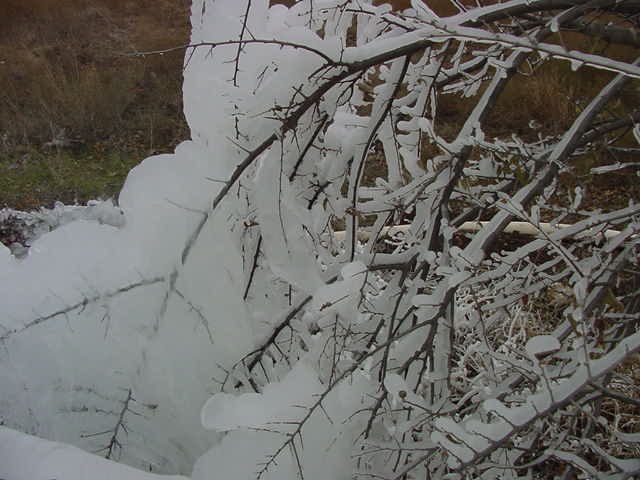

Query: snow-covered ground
[[1, 200, 124, 256], [0, 427, 189, 480]]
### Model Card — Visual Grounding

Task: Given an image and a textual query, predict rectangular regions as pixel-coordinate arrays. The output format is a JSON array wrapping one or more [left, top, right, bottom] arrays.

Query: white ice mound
[[0, 3, 262, 472], [0, 0, 329, 475], [0, 140, 253, 474], [0, 427, 189, 480]]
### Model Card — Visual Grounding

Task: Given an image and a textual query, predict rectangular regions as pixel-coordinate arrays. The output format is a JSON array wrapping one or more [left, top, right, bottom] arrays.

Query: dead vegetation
[[0, 0, 190, 150]]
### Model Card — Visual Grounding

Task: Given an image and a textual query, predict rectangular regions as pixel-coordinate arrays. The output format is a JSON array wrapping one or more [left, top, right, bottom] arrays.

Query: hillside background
[[0, 0, 637, 211], [0, 0, 190, 209]]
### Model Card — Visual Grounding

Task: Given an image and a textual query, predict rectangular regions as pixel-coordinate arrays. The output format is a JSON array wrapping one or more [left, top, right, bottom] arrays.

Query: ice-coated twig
[[0, 276, 165, 342]]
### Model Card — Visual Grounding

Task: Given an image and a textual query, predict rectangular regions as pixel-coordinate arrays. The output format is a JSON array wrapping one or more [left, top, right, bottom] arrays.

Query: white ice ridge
[[0, 427, 189, 480]]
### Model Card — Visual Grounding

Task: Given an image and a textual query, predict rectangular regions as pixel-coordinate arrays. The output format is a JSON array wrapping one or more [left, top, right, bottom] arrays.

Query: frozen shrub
[[1, 1, 639, 479]]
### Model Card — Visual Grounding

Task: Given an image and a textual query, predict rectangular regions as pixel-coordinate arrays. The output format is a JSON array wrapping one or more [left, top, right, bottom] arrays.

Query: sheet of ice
[[201, 362, 322, 431], [0, 0, 265, 471], [0, 427, 188, 480], [253, 145, 325, 294], [195, 361, 372, 480], [1, 0, 349, 472], [0, 140, 253, 473]]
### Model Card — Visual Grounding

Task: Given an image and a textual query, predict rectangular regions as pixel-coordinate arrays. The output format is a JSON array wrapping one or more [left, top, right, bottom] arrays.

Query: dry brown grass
[[1, 0, 632, 150], [1, 0, 637, 210], [0, 0, 189, 150]]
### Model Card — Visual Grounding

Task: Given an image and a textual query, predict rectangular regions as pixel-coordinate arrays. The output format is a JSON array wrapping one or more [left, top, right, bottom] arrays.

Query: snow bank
[[0, 0, 364, 477], [0, 427, 188, 480], [0, 139, 252, 474], [0, 0, 273, 474]]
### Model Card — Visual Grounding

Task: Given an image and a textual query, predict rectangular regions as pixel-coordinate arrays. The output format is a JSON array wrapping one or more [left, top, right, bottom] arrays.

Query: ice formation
[[0, 0, 365, 477], [0, 0, 269, 474], [2, 0, 639, 479]]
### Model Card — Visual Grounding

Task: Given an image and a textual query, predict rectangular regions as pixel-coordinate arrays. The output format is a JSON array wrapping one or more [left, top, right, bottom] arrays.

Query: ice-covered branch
[[0, 276, 165, 342], [4, 0, 639, 478]]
